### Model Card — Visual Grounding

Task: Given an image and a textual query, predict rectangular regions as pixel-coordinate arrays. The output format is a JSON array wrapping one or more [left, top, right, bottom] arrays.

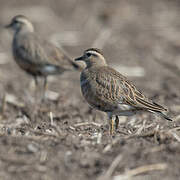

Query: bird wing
[[15, 32, 81, 70], [15, 33, 49, 66], [42, 41, 81, 70], [95, 66, 167, 112]]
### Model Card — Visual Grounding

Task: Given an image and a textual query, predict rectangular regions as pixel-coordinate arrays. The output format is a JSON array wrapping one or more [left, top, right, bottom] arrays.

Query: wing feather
[[14, 32, 81, 70], [94, 66, 167, 112]]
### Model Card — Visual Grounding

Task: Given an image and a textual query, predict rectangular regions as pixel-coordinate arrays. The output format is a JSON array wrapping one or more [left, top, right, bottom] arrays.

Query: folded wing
[[94, 66, 172, 120], [15, 32, 81, 72]]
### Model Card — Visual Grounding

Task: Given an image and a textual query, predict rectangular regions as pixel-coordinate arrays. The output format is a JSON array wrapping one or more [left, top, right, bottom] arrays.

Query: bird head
[[75, 48, 107, 68], [5, 15, 34, 33]]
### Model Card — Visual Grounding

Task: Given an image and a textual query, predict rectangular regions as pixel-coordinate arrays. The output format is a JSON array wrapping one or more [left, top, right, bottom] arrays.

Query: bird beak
[[74, 55, 85, 61]]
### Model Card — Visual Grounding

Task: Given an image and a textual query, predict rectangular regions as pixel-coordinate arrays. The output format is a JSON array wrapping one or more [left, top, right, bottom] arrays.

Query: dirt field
[[0, 0, 180, 180]]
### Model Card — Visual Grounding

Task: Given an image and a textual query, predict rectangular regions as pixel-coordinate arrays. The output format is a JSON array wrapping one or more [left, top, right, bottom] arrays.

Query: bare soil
[[0, 0, 180, 179]]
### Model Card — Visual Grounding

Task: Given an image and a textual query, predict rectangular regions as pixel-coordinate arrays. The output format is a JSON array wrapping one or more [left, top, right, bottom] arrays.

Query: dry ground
[[0, 0, 180, 180]]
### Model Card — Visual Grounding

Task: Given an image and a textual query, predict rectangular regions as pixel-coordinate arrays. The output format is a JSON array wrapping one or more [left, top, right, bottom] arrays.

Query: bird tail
[[136, 98, 167, 112], [148, 110, 172, 121], [64, 54, 82, 70], [58, 47, 83, 71], [69, 59, 83, 71], [136, 98, 172, 121]]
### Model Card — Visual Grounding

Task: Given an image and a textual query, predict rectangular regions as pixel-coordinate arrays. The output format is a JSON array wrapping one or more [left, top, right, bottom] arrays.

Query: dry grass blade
[[29, 129, 59, 138], [103, 130, 155, 154], [113, 163, 167, 180], [98, 154, 122, 180], [73, 122, 102, 128], [174, 114, 180, 121], [169, 131, 180, 142], [0, 93, 6, 116], [49, 111, 54, 126], [6, 93, 25, 108], [103, 137, 121, 153], [50, 124, 64, 137], [97, 132, 102, 144]]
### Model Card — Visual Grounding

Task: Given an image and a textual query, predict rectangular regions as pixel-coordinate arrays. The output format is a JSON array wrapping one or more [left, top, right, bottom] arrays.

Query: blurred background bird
[[5, 15, 82, 100], [75, 48, 172, 135]]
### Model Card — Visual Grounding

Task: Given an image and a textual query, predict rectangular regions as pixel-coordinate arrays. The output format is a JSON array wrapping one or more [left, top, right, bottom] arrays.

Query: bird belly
[[14, 55, 32, 71], [41, 65, 62, 75], [111, 104, 136, 116], [13, 55, 42, 76]]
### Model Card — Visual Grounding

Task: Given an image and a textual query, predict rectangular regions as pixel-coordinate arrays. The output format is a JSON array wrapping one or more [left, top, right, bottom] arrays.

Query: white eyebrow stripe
[[86, 51, 105, 60], [86, 51, 100, 56], [18, 18, 29, 24], [17, 18, 34, 32]]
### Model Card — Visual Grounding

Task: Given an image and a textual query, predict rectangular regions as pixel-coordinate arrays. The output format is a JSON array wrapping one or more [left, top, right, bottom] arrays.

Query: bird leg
[[115, 116, 119, 130], [107, 113, 120, 136], [110, 118, 114, 136], [42, 76, 48, 101], [33, 76, 40, 102], [34, 76, 38, 87], [108, 113, 116, 136], [0, 93, 6, 117]]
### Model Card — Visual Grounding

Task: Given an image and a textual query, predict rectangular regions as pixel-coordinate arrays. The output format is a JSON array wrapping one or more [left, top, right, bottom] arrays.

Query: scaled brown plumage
[[75, 48, 172, 135]]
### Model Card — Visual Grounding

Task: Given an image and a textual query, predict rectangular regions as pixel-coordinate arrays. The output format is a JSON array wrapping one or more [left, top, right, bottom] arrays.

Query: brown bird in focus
[[5, 15, 81, 99], [75, 48, 172, 135]]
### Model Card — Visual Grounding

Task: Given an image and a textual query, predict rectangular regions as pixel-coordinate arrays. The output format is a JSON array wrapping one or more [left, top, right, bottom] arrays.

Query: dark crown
[[13, 15, 28, 21]]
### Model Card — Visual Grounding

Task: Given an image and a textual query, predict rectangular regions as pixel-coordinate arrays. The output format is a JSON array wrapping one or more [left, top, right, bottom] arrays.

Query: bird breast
[[80, 71, 117, 112]]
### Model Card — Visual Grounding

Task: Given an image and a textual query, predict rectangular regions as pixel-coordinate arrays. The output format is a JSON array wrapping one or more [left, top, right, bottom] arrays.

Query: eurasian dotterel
[[75, 48, 172, 135], [6, 15, 82, 98]]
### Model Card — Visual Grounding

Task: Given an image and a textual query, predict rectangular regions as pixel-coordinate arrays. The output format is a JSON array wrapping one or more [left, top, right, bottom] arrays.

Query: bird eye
[[13, 20, 18, 24], [86, 53, 91, 57]]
